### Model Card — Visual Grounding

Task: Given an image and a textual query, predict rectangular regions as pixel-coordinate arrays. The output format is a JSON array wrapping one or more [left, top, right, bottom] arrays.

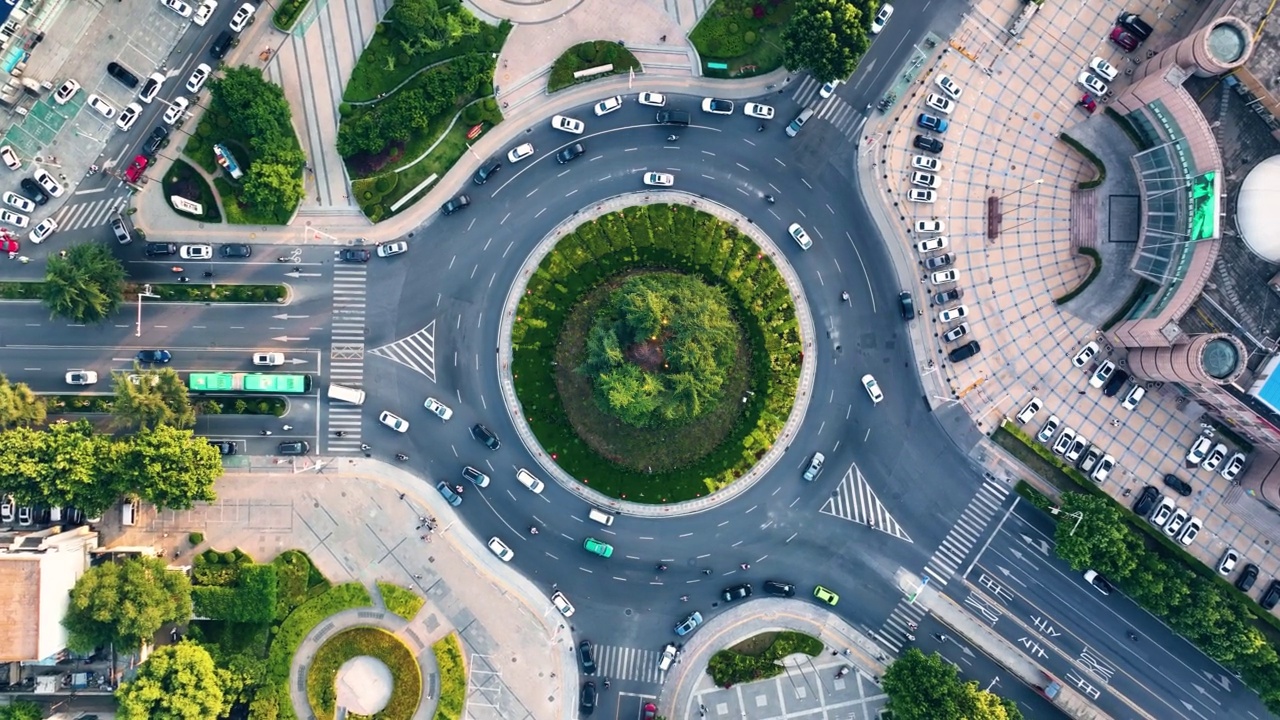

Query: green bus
[[187, 372, 313, 394]]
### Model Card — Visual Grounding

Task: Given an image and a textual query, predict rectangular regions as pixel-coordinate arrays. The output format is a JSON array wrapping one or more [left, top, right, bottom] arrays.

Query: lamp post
[[998, 178, 1043, 200], [1049, 506, 1083, 534], [135, 284, 158, 337]]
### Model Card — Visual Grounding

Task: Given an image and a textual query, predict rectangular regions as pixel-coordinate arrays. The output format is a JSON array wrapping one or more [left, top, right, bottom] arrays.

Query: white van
[[515, 468, 545, 494], [327, 383, 365, 405], [121, 499, 138, 526], [588, 508, 615, 526]]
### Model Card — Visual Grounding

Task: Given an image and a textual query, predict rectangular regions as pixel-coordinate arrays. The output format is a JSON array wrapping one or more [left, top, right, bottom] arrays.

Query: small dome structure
[[1238, 155, 1280, 262]]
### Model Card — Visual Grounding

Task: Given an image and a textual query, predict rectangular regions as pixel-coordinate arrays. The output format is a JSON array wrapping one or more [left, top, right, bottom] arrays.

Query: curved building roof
[[1239, 155, 1280, 262]]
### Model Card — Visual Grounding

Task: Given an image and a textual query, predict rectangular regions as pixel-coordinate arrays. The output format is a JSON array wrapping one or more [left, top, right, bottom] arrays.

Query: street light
[[1049, 506, 1083, 534], [997, 178, 1043, 201], [135, 284, 158, 337]]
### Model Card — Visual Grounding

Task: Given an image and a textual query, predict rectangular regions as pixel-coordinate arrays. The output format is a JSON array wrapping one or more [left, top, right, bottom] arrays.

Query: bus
[[187, 372, 313, 394]]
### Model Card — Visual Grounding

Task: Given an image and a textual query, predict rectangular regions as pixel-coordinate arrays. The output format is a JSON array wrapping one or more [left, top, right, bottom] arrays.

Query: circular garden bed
[[306, 627, 421, 719], [511, 204, 802, 503]]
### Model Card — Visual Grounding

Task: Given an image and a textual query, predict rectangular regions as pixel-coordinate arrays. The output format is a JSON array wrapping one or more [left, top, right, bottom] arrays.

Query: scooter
[[764, 195, 775, 204], [395, 453, 408, 461], [666, 135, 679, 142]]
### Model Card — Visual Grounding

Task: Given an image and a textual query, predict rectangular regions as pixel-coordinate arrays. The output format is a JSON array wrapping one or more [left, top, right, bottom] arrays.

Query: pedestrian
[[660, 34, 666, 41], [413, 573, 422, 579], [399, 493, 405, 500], [58, 250, 67, 258]]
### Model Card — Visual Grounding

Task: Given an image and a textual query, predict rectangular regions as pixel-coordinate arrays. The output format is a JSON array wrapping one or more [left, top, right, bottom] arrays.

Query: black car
[[1102, 369, 1130, 397], [913, 135, 944, 153], [471, 423, 500, 450], [136, 349, 172, 363], [1237, 563, 1260, 592], [107, 61, 140, 88], [472, 159, 501, 185], [20, 177, 48, 205], [923, 253, 954, 270], [722, 583, 753, 602], [579, 682, 597, 716], [898, 291, 914, 320], [556, 143, 585, 164], [339, 248, 371, 263], [934, 288, 964, 305], [1262, 580, 1280, 610], [210, 31, 233, 59], [578, 640, 596, 675], [763, 580, 796, 597], [208, 440, 237, 456], [440, 194, 470, 215], [948, 340, 980, 362], [143, 126, 169, 156], [278, 441, 310, 456], [1163, 473, 1192, 497], [146, 242, 177, 257], [1131, 485, 1159, 516], [220, 243, 252, 258]]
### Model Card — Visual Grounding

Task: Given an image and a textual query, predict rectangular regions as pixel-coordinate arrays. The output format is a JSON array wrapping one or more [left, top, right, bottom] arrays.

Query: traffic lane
[[120, 254, 338, 283], [0, 346, 319, 390]]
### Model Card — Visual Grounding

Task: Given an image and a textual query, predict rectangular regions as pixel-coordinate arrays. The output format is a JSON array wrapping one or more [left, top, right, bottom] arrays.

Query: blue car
[[674, 611, 703, 636], [917, 113, 948, 132]]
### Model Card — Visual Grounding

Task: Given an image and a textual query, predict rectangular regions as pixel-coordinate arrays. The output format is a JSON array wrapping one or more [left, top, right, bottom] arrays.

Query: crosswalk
[[877, 476, 1011, 651], [588, 644, 667, 685], [370, 320, 436, 382], [325, 266, 367, 453], [50, 195, 127, 232], [790, 75, 866, 139], [819, 463, 912, 541]]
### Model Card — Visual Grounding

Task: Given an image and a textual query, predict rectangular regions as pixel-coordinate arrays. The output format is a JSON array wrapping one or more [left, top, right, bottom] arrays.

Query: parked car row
[[0, 496, 95, 527], [1019, 397, 1118, 483], [1129, 485, 1202, 545], [1110, 11, 1153, 53], [1183, 431, 1247, 480]]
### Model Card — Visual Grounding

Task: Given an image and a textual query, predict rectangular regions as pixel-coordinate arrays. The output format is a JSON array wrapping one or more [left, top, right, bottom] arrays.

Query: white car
[[744, 102, 775, 119], [551, 590, 575, 617], [253, 352, 284, 366], [915, 219, 944, 233], [1120, 384, 1145, 410], [29, 218, 57, 244], [33, 169, 62, 197], [487, 536, 514, 562], [701, 98, 734, 115], [910, 171, 939, 189], [229, 2, 255, 31], [116, 102, 143, 131], [916, 236, 948, 253], [930, 269, 958, 285], [161, 0, 193, 17], [1185, 436, 1212, 466], [1149, 496, 1175, 527], [643, 172, 674, 187], [1071, 341, 1099, 368], [3, 191, 34, 213], [65, 370, 98, 385], [1089, 56, 1118, 81], [594, 95, 622, 116], [87, 93, 116, 120], [1221, 452, 1246, 481], [423, 397, 453, 421], [1202, 443, 1228, 472], [912, 155, 941, 172], [179, 244, 213, 260], [1088, 359, 1116, 388], [378, 410, 410, 433], [638, 92, 666, 107], [934, 75, 962, 100], [193, 0, 217, 25], [1015, 397, 1042, 424], [1178, 518, 1201, 546], [53, 79, 80, 105], [938, 305, 969, 323], [1077, 71, 1108, 96], [1036, 414, 1060, 442], [186, 63, 212, 93], [925, 93, 955, 114], [377, 241, 407, 257], [1163, 508, 1189, 537], [0, 145, 19, 171], [1218, 549, 1240, 576], [908, 188, 936, 203], [163, 96, 190, 125], [1052, 427, 1076, 455], [862, 374, 883, 404], [819, 79, 840, 99], [138, 73, 166, 104], [1092, 455, 1115, 483], [870, 4, 893, 33], [788, 223, 812, 250], [507, 143, 535, 163], [551, 115, 584, 134]]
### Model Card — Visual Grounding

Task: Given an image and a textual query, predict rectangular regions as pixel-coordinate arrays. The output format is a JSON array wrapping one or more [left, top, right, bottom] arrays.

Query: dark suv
[[556, 144, 584, 164], [948, 340, 981, 363], [339, 248, 370, 263], [898, 291, 914, 320], [20, 177, 48, 205], [722, 583, 753, 602], [210, 31, 234, 59], [278, 441, 310, 456], [146, 242, 177, 257], [913, 135, 944, 154], [472, 159, 501, 185], [471, 423, 500, 450], [578, 640, 596, 675], [1163, 473, 1192, 497], [1131, 485, 1159, 516], [1102, 369, 1130, 397], [1237, 564, 1260, 592], [1262, 580, 1280, 610], [107, 61, 140, 88], [143, 126, 169, 156], [440, 194, 470, 215], [763, 580, 795, 597]]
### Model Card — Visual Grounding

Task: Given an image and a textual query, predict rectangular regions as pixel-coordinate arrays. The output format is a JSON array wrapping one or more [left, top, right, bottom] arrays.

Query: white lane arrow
[[272, 314, 311, 319], [272, 335, 311, 342], [287, 271, 323, 278], [286, 358, 309, 365]]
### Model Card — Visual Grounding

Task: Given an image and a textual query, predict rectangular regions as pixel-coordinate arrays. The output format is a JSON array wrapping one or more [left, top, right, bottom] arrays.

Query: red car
[[642, 703, 657, 720], [0, 236, 17, 254], [1080, 94, 1097, 113], [1110, 26, 1140, 52], [124, 155, 149, 183]]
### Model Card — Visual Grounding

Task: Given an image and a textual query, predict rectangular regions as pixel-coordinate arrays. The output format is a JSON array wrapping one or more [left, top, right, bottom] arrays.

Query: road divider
[[0, 282, 288, 303]]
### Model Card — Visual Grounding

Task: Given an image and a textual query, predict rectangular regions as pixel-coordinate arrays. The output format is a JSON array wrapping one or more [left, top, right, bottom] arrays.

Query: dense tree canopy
[[42, 242, 126, 323], [116, 642, 225, 720], [64, 556, 193, 652], [782, 0, 872, 82], [207, 66, 305, 215], [0, 701, 41, 720], [883, 649, 1022, 720], [112, 366, 196, 430], [0, 374, 45, 430], [580, 272, 740, 428], [112, 425, 222, 510]]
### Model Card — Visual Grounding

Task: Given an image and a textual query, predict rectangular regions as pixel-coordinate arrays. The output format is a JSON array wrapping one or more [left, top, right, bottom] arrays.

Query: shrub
[[433, 633, 466, 720], [1059, 133, 1106, 189], [708, 631, 822, 685], [1054, 247, 1101, 305], [189, 532, 204, 545], [547, 40, 642, 92], [267, 583, 372, 720], [377, 582, 425, 621]]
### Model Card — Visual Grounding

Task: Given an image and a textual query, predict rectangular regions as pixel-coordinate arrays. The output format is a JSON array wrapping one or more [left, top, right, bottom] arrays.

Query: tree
[[0, 420, 120, 516], [107, 425, 222, 510], [782, 0, 871, 82], [1053, 493, 1143, 580], [0, 700, 42, 720], [0, 373, 45, 430], [883, 648, 1021, 720], [42, 242, 126, 323], [63, 555, 193, 652], [111, 366, 196, 430], [241, 162, 305, 215], [115, 642, 225, 720]]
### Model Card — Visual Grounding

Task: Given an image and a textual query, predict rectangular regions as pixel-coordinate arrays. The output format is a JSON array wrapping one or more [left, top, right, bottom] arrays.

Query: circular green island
[[306, 627, 421, 719], [511, 203, 802, 503]]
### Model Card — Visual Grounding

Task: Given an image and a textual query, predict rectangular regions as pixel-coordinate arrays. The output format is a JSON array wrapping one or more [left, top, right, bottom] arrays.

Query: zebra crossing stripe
[[819, 463, 912, 542]]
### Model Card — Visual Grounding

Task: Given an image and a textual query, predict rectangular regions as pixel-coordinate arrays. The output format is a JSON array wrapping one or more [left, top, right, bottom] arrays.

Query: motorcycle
[[764, 194, 775, 204], [395, 453, 409, 461], [666, 134, 679, 142]]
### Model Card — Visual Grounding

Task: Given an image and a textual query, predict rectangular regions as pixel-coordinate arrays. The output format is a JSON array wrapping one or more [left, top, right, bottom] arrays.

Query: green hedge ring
[[306, 627, 421, 720]]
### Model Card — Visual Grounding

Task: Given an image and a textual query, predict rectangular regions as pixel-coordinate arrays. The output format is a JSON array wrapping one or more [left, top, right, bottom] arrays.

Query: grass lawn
[[709, 631, 822, 685], [690, 0, 795, 78], [377, 582, 424, 621], [307, 627, 421, 720], [432, 633, 465, 720], [554, 271, 752, 473], [344, 20, 511, 102], [272, 0, 311, 30], [267, 582, 373, 720], [161, 159, 222, 223], [184, 110, 301, 226], [213, 177, 294, 225], [548, 41, 641, 92], [991, 423, 1091, 494]]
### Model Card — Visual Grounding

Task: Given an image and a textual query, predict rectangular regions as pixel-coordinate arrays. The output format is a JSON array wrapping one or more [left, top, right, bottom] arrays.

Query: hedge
[[1059, 133, 1106, 189], [707, 631, 823, 685], [547, 41, 642, 93], [193, 565, 279, 622], [511, 204, 802, 502], [432, 633, 466, 720], [272, 0, 311, 30], [1104, 106, 1148, 150], [267, 583, 373, 720], [1053, 247, 1101, 305], [272, 549, 331, 621], [377, 582, 425, 621], [307, 628, 421, 720]]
